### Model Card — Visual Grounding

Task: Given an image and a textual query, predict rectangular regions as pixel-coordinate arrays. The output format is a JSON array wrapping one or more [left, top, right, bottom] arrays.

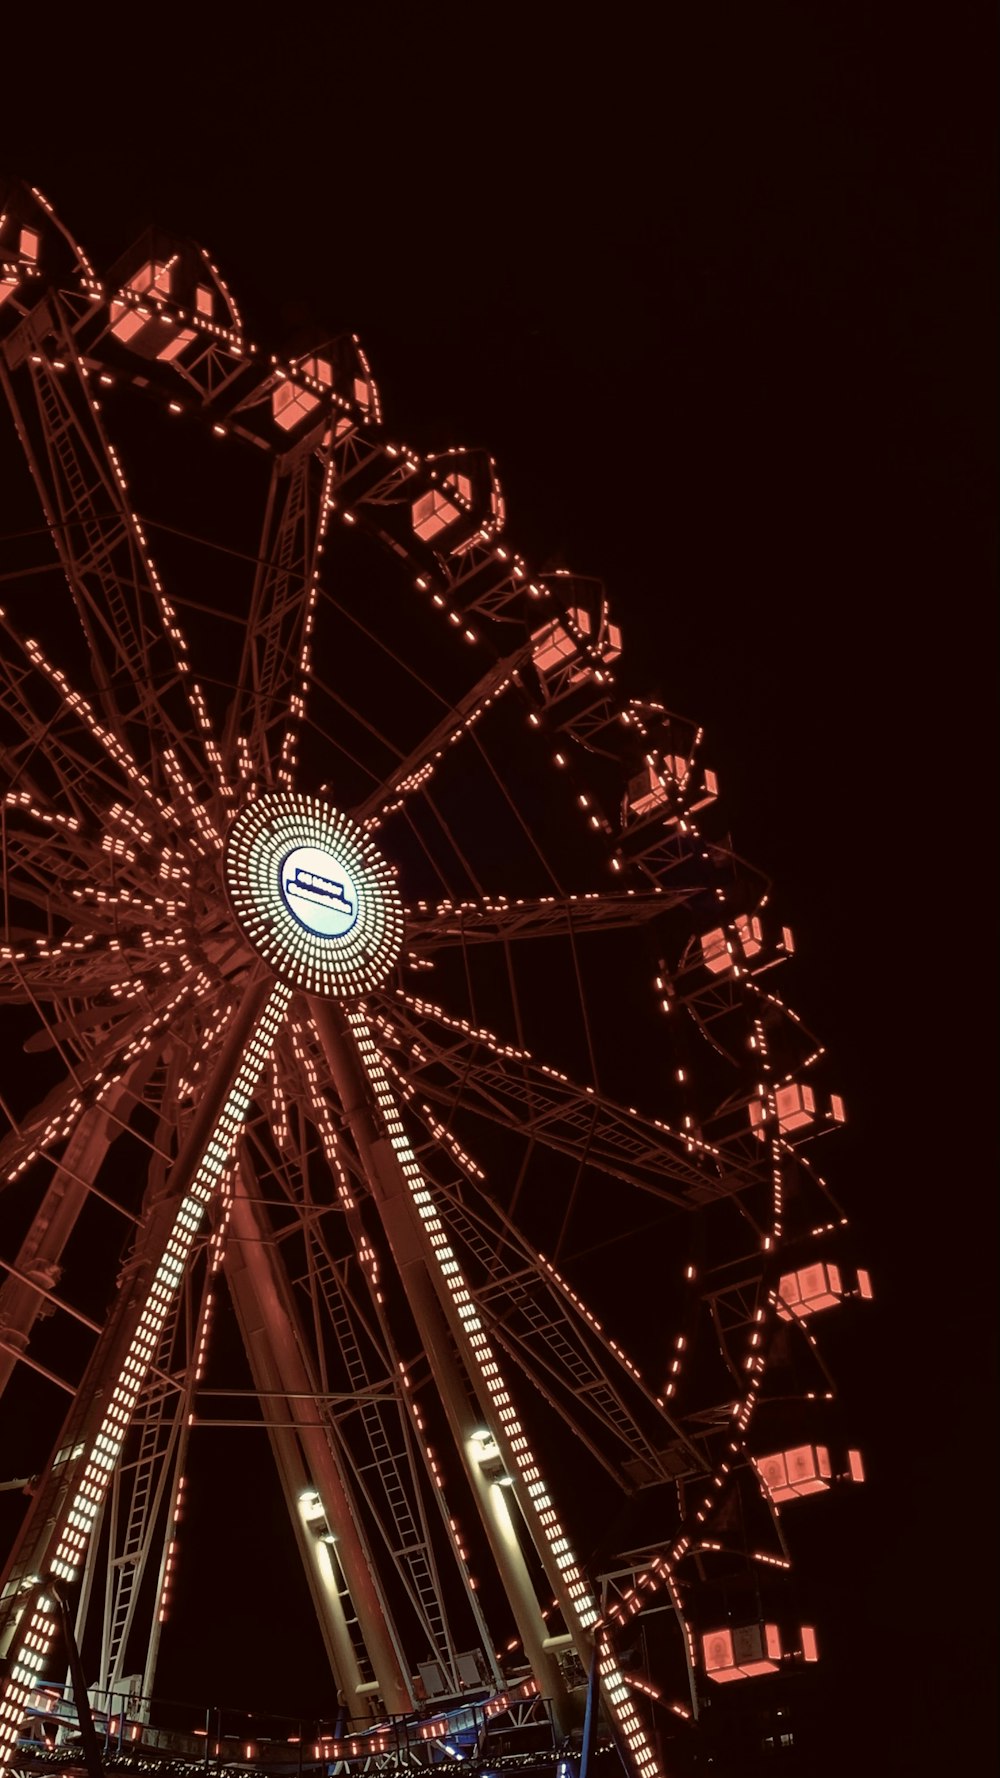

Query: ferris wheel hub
[[223, 791, 404, 998]]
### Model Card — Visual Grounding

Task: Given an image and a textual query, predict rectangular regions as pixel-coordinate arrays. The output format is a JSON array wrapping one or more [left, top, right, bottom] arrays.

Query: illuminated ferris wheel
[[0, 180, 871, 1777]]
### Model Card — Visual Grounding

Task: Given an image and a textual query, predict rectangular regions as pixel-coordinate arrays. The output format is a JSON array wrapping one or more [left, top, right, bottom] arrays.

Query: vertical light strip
[[0, 979, 293, 1766], [347, 1010, 661, 1778]]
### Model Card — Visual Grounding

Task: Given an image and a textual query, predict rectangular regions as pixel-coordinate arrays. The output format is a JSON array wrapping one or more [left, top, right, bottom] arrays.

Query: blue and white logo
[[226, 794, 403, 998], [280, 845, 359, 938]]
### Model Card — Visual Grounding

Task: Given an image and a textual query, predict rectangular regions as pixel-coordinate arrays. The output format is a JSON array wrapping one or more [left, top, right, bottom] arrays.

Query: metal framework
[[0, 182, 868, 1778]]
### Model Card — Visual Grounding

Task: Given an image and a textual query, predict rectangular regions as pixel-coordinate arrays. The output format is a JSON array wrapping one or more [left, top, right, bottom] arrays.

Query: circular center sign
[[279, 845, 359, 938], [223, 793, 403, 999]]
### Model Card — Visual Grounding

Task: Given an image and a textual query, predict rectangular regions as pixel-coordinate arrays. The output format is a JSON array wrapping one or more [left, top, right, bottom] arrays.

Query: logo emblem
[[224, 793, 404, 1000], [280, 845, 358, 937]]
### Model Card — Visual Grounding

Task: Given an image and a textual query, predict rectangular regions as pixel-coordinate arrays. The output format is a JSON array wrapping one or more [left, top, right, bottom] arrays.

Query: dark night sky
[[2, 7, 995, 1772]]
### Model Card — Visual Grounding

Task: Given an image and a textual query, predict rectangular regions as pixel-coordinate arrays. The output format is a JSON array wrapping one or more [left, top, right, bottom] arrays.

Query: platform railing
[[18, 1679, 578, 1775]]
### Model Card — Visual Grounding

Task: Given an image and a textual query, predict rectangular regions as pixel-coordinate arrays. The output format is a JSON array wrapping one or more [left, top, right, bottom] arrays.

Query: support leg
[[225, 1171, 411, 1714], [0, 974, 286, 1766]]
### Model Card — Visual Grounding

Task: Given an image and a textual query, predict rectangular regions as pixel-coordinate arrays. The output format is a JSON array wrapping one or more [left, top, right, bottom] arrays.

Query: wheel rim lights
[[224, 793, 404, 998]]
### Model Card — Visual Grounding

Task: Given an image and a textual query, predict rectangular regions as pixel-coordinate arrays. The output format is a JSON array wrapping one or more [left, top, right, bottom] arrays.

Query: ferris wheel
[[0, 180, 871, 1777]]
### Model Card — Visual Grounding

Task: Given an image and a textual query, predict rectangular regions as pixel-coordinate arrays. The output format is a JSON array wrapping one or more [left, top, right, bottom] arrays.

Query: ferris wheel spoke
[[0, 823, 96, 913], [223, 435, 335, 787], [0, 936, 212, 1009], [384, 992, 748, 1205], [0, 607, 184, 831], [404, 884, 696, 953], [425, 1169, 707, 1483], [354, 647, 528, 830], [0, 928, 174, 1001], [0, 969, 218, 1190], [0, 1075, 139, 1405], [0, 305, 230, 807], [0, 646, 147, 830], [0, 1021, 134, 1157]]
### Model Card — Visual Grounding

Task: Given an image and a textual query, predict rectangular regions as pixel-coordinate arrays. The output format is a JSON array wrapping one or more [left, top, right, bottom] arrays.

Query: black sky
[[2, 7, 995, 1771]]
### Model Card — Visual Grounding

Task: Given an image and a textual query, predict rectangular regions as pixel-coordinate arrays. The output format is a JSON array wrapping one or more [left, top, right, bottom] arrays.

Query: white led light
[[224, 792, 403, 998]]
